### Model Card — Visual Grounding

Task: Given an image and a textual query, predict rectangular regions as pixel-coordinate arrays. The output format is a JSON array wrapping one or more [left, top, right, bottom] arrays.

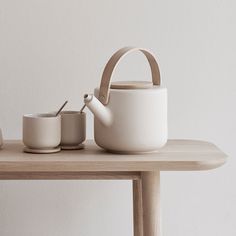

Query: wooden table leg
[[133, 179, 143, 236], [141, 171, 161, 236]]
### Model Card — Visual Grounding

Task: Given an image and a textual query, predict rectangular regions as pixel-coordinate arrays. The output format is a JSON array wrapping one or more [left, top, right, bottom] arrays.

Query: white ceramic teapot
[[84, 47, 167, 153]]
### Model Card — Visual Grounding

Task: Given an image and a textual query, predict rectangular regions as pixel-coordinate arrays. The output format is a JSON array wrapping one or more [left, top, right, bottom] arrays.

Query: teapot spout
[[84, 94, 113, 127]]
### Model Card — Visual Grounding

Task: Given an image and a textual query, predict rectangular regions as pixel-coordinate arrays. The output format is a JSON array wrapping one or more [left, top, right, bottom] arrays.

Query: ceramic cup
[[0, 128, 3, 148], [60, 111, 86, 148], [23, 113, 61, 150]]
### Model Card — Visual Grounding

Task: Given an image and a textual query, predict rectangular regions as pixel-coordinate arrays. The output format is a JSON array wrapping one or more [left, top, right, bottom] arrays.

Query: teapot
[[84, 47, 167, 153]]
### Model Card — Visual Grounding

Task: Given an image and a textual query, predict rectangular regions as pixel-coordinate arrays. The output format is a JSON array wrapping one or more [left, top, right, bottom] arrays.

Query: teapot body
[[94, 86, 167, 153]]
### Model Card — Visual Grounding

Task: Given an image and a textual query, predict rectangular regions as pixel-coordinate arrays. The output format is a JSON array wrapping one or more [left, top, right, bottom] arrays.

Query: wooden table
[[0, 140, 227, 236]]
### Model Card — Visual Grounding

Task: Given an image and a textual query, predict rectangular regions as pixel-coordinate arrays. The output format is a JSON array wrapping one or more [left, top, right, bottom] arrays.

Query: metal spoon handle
[[56, 101, 68, 116], [80, 104, 86, 113]]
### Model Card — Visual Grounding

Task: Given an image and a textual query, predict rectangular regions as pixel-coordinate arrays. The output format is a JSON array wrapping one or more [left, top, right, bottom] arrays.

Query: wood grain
[[0, 140, 227, 236], [0, 140, 227, 174], [0, 171, 141, 180], [142, 171, 160, 236], [133, 179, 143, 236]]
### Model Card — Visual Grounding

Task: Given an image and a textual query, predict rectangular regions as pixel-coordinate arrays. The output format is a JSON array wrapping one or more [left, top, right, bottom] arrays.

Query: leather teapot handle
[[98, 47, 161, 105]]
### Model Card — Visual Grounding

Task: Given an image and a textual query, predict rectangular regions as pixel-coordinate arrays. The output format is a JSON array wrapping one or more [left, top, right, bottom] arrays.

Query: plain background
[[0, 0, 235, 235]]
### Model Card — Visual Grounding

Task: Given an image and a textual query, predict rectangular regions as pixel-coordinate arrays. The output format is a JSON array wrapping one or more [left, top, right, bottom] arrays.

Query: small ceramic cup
[[60, 111, 86, 148], [23, 113, 61, 150]]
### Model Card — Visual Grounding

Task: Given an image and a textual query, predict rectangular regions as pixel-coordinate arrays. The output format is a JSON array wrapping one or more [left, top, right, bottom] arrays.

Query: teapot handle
[[98, 47, 161, 105]]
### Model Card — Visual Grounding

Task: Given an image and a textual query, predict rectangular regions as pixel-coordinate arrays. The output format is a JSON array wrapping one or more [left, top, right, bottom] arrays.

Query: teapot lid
[[110, 81, 154, 89]]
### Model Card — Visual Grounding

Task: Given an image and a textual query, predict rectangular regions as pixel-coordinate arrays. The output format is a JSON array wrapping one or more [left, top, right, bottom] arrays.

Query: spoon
[[55, 101, 68, 116], [79, 104, 86, 113]]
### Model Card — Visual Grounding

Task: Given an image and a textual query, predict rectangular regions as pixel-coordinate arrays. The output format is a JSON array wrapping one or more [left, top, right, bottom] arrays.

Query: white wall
[[0, 0, 235, 235]]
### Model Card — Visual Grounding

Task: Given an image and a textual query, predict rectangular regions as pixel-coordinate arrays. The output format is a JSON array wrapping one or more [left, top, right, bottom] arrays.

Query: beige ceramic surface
[[84, 47, 167, 153], [60, 143, 84, 150], [23, 113, 61, 149], [23, 146, 61, 154], [60, 111, 86, 147]]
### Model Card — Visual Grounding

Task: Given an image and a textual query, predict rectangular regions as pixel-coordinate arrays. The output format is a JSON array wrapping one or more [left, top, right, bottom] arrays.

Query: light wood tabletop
[[0, 139, 227, 236], [0, 139, 227, 173]]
